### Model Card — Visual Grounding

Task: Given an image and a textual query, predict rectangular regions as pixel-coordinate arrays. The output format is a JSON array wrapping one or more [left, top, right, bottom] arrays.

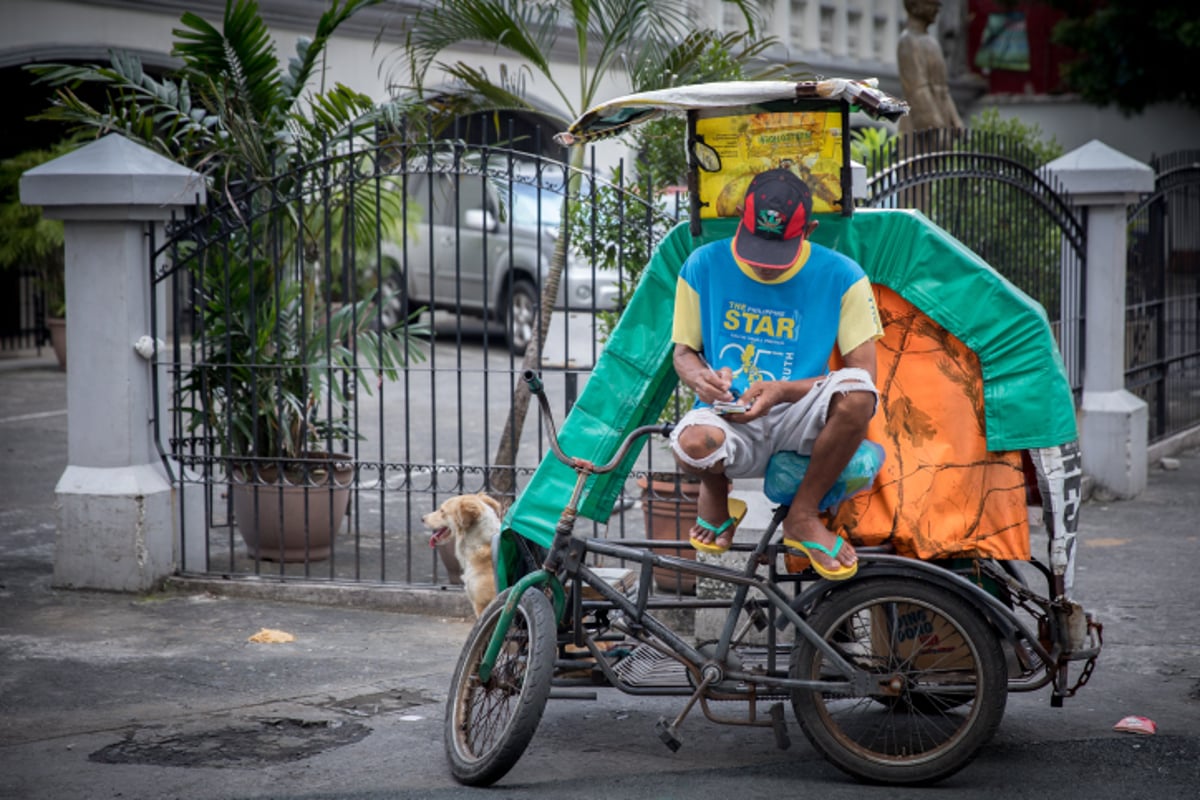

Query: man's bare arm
[[841, 339, 878, 384]]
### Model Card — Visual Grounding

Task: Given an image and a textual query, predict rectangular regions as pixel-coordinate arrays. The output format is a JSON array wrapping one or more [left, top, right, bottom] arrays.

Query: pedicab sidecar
[[452, 79, 1102, 787]]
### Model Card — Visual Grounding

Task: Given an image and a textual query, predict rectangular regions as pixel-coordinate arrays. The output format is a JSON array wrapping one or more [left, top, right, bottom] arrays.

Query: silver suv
[[379, 170, 618, 354]]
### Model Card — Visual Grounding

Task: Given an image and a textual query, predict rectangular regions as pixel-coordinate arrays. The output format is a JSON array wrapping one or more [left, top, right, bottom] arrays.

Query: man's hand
[[733, 377, 823, 422], [696, 365, 735, 404], [674, 345, 735, 404], [734, 380, 787, 422]]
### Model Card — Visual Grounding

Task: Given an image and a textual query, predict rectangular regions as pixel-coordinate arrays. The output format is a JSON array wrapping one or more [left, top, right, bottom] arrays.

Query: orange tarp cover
[[825, 285, 1030, 561]]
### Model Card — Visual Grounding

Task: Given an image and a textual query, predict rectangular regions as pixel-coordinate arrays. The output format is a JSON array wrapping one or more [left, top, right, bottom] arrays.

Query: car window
[[509, 182, 562, 228], [398, 174, 431, 224], [454, 177, 492, 226], [406, 173, 458, 226]]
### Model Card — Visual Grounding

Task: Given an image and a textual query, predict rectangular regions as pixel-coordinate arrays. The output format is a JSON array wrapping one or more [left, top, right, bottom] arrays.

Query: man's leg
[[783, 388, 876, 571], [674, 424, 735, 549]]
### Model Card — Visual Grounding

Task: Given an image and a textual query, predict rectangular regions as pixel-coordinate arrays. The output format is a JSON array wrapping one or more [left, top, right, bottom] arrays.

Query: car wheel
[[504, 279, 538, 355], [378, 269, 410, 330]]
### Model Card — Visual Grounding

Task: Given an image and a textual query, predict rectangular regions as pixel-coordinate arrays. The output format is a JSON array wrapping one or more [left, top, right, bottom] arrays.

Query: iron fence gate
[[1126, 150, 1200, 443], [153, 127, 1195, 591], [0, 268, 50, 354], [153, 136, 689, 589], [863, 128, 1087, 393]]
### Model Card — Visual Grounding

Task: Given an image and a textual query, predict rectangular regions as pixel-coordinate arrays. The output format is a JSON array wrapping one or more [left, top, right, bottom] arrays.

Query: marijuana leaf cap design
[[756, 209, 785, 235]]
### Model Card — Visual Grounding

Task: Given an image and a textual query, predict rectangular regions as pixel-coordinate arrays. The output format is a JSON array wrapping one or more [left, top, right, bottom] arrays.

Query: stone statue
[[897, 0, 963, 133]]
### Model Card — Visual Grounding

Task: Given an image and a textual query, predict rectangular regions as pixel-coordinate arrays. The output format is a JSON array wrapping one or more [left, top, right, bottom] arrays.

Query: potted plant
[[637, 461, 703, 593], [180, 233, 427, 560], [31, 0, 421, 559]]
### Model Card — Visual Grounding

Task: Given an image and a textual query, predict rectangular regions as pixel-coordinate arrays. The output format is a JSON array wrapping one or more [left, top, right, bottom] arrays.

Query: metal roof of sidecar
[[555, 79, 908, 146]]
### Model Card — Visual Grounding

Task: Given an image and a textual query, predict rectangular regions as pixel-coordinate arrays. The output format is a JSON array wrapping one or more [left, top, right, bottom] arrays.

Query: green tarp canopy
[[504, 209, 1077, 548]]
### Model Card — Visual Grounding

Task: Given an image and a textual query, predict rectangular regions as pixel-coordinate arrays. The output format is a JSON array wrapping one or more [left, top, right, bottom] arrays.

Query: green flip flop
[[689, 498, 748, 555], [782, 535, 859, 580]]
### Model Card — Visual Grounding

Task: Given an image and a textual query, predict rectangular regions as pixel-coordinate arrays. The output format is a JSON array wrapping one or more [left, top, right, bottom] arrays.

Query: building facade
[[6, 1, 1197, 164]]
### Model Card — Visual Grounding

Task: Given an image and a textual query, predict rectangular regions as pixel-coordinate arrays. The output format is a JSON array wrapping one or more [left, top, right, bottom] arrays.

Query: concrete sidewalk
[[2, 353, 1199, 799]]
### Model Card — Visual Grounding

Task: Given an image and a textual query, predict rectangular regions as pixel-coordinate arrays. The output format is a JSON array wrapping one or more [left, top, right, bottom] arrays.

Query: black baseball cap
[[732, 169, 814, 270]]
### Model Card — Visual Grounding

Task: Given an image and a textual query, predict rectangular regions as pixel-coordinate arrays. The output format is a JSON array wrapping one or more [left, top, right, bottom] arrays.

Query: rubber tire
[[444, 587, 557, 787], [789, 577, 1007, 786], [503, 278, 538, 356], [378, 268, 410, 330]]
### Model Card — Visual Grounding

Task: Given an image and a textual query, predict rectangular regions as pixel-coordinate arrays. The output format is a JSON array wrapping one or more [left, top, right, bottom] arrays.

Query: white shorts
[[669, 367, 878, 479]]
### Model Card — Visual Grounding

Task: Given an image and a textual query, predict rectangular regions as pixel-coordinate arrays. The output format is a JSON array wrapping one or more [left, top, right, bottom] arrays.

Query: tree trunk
[[488, 221, 569, 499], [488, 154, 583, 499]]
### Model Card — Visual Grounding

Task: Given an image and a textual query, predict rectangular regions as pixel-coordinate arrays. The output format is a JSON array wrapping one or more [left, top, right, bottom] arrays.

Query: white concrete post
[[20, 134, 206, 591], [830, 1, 849, 57], [1046, 140, 1155, 498], [769, 0, 791, 46], [853, 1, 872, 61], [799, 0, 821, 53], [880, 0, 900, 66]]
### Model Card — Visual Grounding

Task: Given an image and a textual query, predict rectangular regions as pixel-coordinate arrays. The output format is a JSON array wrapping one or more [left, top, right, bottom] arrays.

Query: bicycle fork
[[476, 570, 566, 683]]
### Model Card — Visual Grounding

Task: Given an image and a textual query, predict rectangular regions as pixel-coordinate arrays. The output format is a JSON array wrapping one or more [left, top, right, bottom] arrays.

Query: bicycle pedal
[[655, 717, 682, 752], [747, 607, 768, 631], [769, 702, 790, 750]]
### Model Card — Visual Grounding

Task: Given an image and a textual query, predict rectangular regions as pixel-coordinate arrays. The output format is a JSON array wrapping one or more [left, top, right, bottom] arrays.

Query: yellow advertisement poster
[[695, 110, 844, 217]]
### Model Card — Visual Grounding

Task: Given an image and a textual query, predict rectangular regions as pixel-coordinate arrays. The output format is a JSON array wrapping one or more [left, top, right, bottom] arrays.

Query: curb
[[164, 575, 474, 619]]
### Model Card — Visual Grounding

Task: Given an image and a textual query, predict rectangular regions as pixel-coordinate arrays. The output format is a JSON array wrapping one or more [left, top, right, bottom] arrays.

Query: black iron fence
[[1126, 150, 1200, 442], [864, 128, 1087, 392], [150, 128, 1199, 590], [0, 268, 50, 354], [154, 139, 689, 589]]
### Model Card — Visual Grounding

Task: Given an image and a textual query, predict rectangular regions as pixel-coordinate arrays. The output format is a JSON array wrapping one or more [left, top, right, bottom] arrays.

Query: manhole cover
[[89, 717, 370, 768], [326, 688, 431, 717]]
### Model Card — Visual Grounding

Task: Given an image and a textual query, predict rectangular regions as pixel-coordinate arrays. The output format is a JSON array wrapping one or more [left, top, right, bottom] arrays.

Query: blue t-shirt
[[673, 238, 877, 401]]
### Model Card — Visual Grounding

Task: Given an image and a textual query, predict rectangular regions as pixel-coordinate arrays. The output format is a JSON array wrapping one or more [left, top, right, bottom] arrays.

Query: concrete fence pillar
[[1046, 140, 1155, 498], [20, 134, 205, 591]]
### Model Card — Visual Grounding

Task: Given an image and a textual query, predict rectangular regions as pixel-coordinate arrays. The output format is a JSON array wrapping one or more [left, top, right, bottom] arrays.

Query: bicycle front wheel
[[790, 577, 1007, 785], [444, 587, 557, 786]]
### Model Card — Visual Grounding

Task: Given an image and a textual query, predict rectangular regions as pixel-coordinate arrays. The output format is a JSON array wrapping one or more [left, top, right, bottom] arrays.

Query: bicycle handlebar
[[523, 369, 674, 477], [522, 370, 543, 396]]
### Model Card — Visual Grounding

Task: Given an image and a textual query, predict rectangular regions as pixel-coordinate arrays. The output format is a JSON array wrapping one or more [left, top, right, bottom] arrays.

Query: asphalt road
[[2, 346, 1199, 800]]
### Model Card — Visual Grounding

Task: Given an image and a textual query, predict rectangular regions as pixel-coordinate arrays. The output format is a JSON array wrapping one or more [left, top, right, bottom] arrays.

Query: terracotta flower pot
[[231, 453, 354, 562], [637, 474, 701, 594], [46, 316, 66, 370]]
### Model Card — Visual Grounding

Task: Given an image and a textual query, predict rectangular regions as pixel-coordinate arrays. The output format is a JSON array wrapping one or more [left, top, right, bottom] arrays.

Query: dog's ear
[[477, 494, 503, 518], [442, 496, 471, 530]]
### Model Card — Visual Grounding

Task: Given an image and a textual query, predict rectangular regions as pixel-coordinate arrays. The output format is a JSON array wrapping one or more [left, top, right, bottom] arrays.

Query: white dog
[[424, 493, 502, 617]]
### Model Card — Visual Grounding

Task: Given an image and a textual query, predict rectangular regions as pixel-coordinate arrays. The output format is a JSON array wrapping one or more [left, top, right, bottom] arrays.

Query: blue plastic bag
[[763, 440, 885, 510]]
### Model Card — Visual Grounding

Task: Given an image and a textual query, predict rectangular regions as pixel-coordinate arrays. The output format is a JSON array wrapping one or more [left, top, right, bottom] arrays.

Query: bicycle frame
[[476, 372, 864, 695], [477, 371, 1098, 704]]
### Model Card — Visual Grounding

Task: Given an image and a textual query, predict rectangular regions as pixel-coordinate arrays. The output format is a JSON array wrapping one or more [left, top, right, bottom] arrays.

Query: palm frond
[[399, 0, 784, 120], [580, 0, 690, 103], [296, 83, 378, 150], [174, 1, 285, 128], [29, 53, 220, 163], [717, 0, 765, 38], [437, 64, 538, 114], [404, 0, 558, 96], [285, 0, 385, 99], [626, 29, 796, 94]]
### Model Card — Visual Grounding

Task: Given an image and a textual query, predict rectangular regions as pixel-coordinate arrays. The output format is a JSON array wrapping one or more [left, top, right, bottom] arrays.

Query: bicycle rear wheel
[[444, 587, 557, 786], [790, 577, 1007, 785]]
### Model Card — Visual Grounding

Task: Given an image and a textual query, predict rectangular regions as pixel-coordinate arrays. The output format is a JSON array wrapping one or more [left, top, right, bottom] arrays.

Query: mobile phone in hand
[[713, 400, 749, 415]]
